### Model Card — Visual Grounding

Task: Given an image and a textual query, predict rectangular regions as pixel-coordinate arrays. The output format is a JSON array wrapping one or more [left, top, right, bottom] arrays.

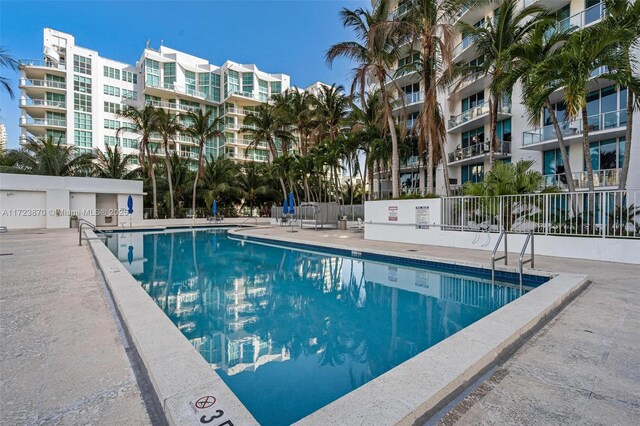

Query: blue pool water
[[108, 229, 535, 425]]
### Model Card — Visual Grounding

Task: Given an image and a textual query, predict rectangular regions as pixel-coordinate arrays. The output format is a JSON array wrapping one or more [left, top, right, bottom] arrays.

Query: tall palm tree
[[278, 89, 317, 156], [183, 108, 225, 223], [602, 0, 640, 190], [326, 1, 403, 198], [202, 156, 242, 212], [459, 0, 547, 169], [525, 23, 637, 192], [118, 105, 159, 218], [241, 104, 295, 198], [390, 0, 459, 195], [239, 162, 279, 215], [0, 46, 18, 99], [154, 109, 183, 218], [508, 23, 576, 191], [93, 144, 140, 179], [9, 136, 94, 176]]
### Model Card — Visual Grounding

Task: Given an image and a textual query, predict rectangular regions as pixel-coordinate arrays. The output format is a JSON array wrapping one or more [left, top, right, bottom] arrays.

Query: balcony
[[544, 169, 621, 190], [522, 109, 627, 150], [19, 78, 66, 94], [552, 2, 605, 34], [19, 98, 66, 113], [447, 72, 490, 99], [452, 34, 477, 63], [447, 141, 511, 166], [389, 2, 412, 20], [146, 82, 211, 102], [20, 117, 66, 128], [226, 90, 267, 104], [144, 100, 200, 113], [447, 101, 512, 133], [393, 92, 423, 111], [19, 59, 66, 79]]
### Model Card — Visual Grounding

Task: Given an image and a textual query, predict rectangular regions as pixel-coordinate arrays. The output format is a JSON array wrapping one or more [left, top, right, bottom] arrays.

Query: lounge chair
[[350, 218, 365, 233], [0, 226, 7, 233]]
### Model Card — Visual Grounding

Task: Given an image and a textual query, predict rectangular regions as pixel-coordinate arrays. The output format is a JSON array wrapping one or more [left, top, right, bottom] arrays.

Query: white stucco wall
[[364, 199, 640, 265], [0, 174, 144, 229]]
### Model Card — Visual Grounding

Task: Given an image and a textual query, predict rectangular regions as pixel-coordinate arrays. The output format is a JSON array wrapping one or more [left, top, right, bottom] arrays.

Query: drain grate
[[407, 249, 418, 252], [0, 253, 14, 256]]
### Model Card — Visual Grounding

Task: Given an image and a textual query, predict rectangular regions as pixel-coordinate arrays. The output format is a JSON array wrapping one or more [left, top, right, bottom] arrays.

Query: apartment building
[[0, 123, 6, 153], [19, 28, 318, 165], [375, 0, 640, 195]]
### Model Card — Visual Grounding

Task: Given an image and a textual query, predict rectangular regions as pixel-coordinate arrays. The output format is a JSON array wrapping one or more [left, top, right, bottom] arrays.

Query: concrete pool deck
[[0, 229, 160, 425], [1, 226, 638, 425]]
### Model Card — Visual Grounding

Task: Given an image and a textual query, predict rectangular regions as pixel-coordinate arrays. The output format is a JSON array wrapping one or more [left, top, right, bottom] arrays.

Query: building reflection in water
[[114, 229, 523, 425]]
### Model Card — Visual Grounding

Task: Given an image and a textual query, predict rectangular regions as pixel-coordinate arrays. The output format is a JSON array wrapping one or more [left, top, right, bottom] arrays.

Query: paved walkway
[[238, 226, 640, 425], [0, 229, 159, 425]]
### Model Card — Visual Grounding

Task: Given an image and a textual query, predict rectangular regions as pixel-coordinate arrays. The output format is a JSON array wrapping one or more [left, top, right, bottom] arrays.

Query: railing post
[[544, 193, 550, 235]]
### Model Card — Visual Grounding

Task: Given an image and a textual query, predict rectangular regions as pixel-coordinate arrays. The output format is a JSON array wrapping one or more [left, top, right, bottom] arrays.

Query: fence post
[[601, 192, 605, 238], [544, 193, 549, 235], [461, 197, 465, 230]]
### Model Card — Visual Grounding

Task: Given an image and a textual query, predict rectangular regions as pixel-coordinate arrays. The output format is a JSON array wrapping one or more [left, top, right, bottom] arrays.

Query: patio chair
[[0, 226, 7, 233], [350, 218, 365, 233]]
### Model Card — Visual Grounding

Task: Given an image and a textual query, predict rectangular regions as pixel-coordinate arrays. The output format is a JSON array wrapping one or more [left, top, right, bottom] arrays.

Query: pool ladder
[[78, 219, 110, 246], [491, 229, 535, 292]]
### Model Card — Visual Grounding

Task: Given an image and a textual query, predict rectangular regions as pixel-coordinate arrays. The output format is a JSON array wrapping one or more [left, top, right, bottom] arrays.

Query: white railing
[[523, 109, 627, 146], [441, 190, 639, 239], [19, 59, 66, 71], [144, 100, 199, 112], [553, 2, 605, 33], [448, 101, 511, 130], [543, 169, 621, 190], [20, 99, 66, 108], [20, 117, 66, 127], [20, 79, 66, 89], [147, 82, 208, 100], [448, 72, 484, 96], [453, 34, 476, 58]]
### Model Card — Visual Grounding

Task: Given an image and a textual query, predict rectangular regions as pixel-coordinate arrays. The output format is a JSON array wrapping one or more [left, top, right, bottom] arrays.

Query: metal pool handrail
[[519, 231, 535, 292], [491, 229, 508, 285], [78, 219, 110, 246]]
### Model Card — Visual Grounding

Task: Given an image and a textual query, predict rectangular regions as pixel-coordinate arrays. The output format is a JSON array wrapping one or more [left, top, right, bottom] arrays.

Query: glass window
[[74, 112, 92, 130], [104, 135, 120, 147], [461, 163, 484, 183], [242, 73, 254, 93], [74, 75, 92, 94], [122, 70, 137, 83], [228, 70, 239, 96], [103, 66, 120, 79], [185, 70, 196, 93], [462, 91, 484, 112], [164, 62, 176, 85], [145, 59, 160, 87], [586, 89, 600, 116], [104, 102, 120, 114], [270, 81, 281, 95], [496, 118, 511, 142], [73, 55, 91, 75], [543, 148, 566, 175], [74, 130, 92, 147], [258, 79, 268, 101], [461, 127, 484, 148], [618, 137, 626, 168], [74, 93, 92, 112], [600, 85, 617, 113], [47, 129, 66, 143]]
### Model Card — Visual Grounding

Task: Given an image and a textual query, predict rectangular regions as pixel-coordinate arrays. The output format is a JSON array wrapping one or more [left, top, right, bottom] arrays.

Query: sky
[[0, 0, 368, 149]]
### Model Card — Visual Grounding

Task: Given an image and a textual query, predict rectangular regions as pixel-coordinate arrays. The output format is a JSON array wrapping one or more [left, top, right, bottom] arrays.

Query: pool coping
[[87, 226, 589, 426]]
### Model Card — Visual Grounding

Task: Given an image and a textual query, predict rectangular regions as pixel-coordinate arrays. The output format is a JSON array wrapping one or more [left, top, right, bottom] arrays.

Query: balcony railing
[[226, 90, 264, 102], [20, 79, 66, 90], [453, 34, 476, 58], [453, 5, 470, 23], [390, 1, 413, 19], [448, 141, 511, 163], [448, 72, 484, 96], [448, 101, 511, 130], [19, 59, 66, 71], [144, 100, 200, 112], [20, 117, 66, 127], [147, 82, 208, 100], [544, 169, 621, 189], [523, 109, 627, 146], [553, 2, 605, 33], [19, 99, 66, 109]]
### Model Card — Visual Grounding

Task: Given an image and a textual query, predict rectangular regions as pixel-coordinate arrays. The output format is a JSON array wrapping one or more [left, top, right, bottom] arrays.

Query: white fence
[[441, 190, 639, 239]]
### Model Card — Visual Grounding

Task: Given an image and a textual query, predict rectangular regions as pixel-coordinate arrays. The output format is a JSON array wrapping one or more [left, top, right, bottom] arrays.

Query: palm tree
[[326, 1, 403, 198], [239, 162, 279, 216], [118, 105, 159, 218], [459, 0, 547, 169], [93, 144, 140, 179], [602, 0, 640, 190], [241, 104, 295, 198], [390, 0, 459, 195], [509, 23, 576, 191], [202, 156, 242, 214], [183, 108, 225, 223], [9, 136, 94, 176], [525, 23, 637, 192], [274, 89, 317, 156], [154, 109, 183, 218], [0, 46, 18, 99]]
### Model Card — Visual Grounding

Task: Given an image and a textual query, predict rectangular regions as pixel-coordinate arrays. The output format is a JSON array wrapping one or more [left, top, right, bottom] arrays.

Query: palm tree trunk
[[619, 91, 633, 190], [545, 100, 575, 192], [191, 140, 204, 225], [427, 132, 434, 194], [279, 177, 287, 200], [438, 134, 451, 196], [163, 140, 175, 218], [145, 141, 158, 219], [419, 156, 426, 195], [489, 94, 499, 170], [581, 107, 595, 230], [388, 115, 400, 198], [367, 161, 374, 201]]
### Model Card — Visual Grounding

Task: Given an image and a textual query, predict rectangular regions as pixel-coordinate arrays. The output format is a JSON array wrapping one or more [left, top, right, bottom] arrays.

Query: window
[[461, 163, 484, 184], [185, 70, 196, 94], [103, 66, 120, 80], [496, 118, 511, 142], [164, 62, 176, 85], [227, 70, 239, 96], [46, 92, 65, 103], [74, 93, 92, 112], [104, 102, 120, 114], [462, 91, 484, 112], [462, 127, 484, 148], [270, 81, 281, 95], [588, 137, 625, 171], [103, 84, 120, 97], [47, 130, 66, 143], [74, 130, 92, 147], [122, 70, 137, 84], [398, 52, 420, 69], [258, 79, 268, 101], [145, 59, 160, 87], [242, 73, 254, 94], [74, 75, 92, 93], [127, 157, 139, 165], [74, 112, 92, 130], [104, 135, 120, 147], [122, 138, 138, 149], [45, 74, 65, 83], [73, 55, 91, 75], [104, 119, 120, 129], [211, 73, 221, 102], [543, 148, 567, 176], [122, 89, 137, 99]]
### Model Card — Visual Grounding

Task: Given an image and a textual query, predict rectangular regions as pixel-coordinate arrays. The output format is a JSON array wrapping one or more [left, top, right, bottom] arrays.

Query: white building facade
[[374, 0, 640, 195], [18, 28, 320, 166], [0, 123, 6, 153]]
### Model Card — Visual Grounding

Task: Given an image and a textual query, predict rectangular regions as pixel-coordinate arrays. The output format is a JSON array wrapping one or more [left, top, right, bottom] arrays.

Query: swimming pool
[[107, 228, 544, 425]]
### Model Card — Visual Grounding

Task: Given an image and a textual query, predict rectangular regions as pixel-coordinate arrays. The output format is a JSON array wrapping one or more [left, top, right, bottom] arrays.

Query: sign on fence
[[388, 206, 398, 222], [416, 206, 430, 229]]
